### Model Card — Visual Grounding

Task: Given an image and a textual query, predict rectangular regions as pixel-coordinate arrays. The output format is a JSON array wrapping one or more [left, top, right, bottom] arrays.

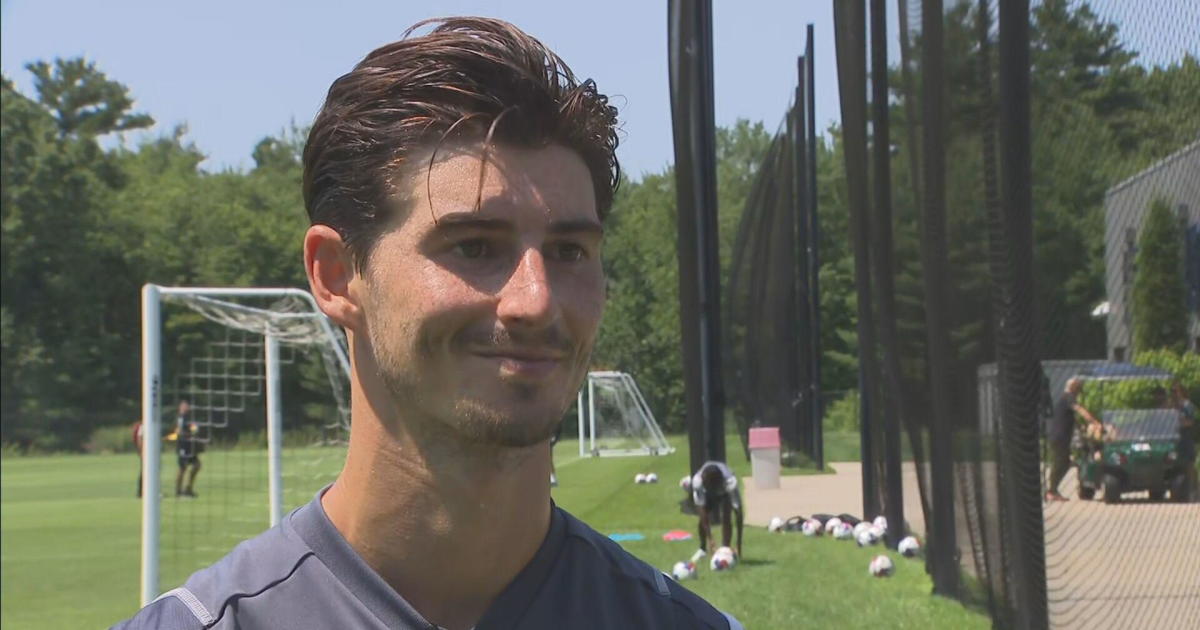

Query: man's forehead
[[401, 143, 599, 226]]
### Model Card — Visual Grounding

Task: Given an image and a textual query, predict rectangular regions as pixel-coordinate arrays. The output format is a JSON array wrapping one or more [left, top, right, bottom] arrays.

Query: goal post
[[140, 285, 350, 605], [577, 371, 674, 457]]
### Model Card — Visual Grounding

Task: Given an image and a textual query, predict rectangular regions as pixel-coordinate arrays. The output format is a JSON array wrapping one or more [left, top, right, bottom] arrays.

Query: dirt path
[[1044, 468, 1200, 629]]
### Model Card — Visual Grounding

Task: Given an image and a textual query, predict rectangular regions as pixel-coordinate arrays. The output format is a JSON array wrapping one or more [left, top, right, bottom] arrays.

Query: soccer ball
[[646, 473, 659, 483], [768, 516, 785, 533], [853, 521, 872, 539], [869, 554, 895, 577], [856, 527, 880, 547], [680, 475, 693, 490], [898, 535, 921, 557], [710, 546, 737, 571], [671, 561, 698, 580], [635, 473, 647, 484], [833, 522, 854, 540], [869, 524, 885, 540], [872, 515, 888, 532], [823, 517, 843, 535], [801, 518, 823, 537]]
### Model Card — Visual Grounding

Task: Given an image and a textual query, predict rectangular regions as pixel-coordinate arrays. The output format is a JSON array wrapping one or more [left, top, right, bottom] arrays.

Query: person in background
[[1172, 381, 1197, 501], [173, 400, 202, 498], [691, 460, 743, 558], [1046, 377, 1102, 502]]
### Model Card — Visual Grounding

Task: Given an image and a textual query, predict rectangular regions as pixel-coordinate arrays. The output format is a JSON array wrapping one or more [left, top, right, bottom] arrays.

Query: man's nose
[[497, 248, 558, 329]]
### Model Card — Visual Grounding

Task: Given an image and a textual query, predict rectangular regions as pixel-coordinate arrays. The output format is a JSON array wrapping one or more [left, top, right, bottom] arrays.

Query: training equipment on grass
[[869, 524, 885, 540], [139, 286, 351, 605], [680, 475, 693, 490], [857, 527, 881, 547], [768, 516, 785, 533], [645, 472, 659, 483], [823, 516, 843, 535], [671, 561, 698, 580], [872, 515, 888, 532], [801, 518, 823, 536], [710, 546, 737, 571], [853, 521, 872, 539], [635, 473, 648, 484], [663, 529, 693, 542], [577, 371, 674, 457], [898, 535, 922, 557], [833, 521, 854, 540], [869, 554, 895, 577]]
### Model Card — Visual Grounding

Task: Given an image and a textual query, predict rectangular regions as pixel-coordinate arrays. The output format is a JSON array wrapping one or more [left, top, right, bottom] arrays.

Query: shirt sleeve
[[110, 595, 205, 630]]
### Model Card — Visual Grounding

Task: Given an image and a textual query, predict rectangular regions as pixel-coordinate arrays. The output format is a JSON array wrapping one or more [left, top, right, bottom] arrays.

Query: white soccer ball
[[823, 517, 843, 535], [853, 521, 871, 538], [873, 515, 888, 532], [646, 472, 659, 483], [801, 518, 823, 537], [870, 524, 885, 540], [635, 473, 647, 484], [671, 561, 697, 580], [898, 535, 921, 557], [680, 475, 693, 490], [833, 522, 854, 540], [869, 554, 895, 577], [768, 516, 785, 533], [856, 527, 880, 547], [710, 546, 737, 571]]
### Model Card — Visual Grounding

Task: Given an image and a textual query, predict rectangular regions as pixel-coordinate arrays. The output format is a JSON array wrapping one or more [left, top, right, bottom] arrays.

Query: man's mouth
[[472, 349, 566, 378]]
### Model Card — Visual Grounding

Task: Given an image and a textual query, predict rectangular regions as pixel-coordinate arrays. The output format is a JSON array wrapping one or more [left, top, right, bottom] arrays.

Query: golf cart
[[1073, 364, 1192, 504]]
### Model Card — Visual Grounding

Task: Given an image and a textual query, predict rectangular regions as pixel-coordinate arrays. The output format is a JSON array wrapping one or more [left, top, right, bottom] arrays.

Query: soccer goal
[[577, 371, 674, 457], [139, 285, 350, 605]]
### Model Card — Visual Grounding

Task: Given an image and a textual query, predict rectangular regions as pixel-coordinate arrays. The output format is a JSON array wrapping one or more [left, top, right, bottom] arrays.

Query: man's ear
[[304, 225, 363, 331]]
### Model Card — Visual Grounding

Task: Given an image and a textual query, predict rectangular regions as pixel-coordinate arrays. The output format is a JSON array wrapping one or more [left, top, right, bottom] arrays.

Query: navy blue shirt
[[113, 489, 741, 629]]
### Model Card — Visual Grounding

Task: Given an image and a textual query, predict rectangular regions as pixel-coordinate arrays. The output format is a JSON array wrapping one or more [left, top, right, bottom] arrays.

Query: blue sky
[[2, 1, 1194, 179]]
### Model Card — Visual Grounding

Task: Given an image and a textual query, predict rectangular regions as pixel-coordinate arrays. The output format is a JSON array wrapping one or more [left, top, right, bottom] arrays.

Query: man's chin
[[448, 398, 564, 448]]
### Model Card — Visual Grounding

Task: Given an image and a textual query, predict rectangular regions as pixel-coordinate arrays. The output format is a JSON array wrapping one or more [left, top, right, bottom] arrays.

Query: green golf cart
[[1073, 364, 1192, 504]]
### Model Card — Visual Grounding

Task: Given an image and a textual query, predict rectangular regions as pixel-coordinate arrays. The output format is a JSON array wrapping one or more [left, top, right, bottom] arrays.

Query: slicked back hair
[[302, 17, 621, 272]]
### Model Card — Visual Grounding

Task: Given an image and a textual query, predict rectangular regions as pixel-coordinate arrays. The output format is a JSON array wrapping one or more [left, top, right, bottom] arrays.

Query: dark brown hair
[[302, 17, 621, 270]]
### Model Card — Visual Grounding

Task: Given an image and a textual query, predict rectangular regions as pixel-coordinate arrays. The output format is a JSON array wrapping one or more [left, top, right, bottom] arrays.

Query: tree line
[[3, 0, 1196, 451]]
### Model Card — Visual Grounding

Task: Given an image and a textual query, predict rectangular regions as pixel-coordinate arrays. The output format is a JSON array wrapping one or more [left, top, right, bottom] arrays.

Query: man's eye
[[553, 243, 586, 262], [454, 239, 490, 259]]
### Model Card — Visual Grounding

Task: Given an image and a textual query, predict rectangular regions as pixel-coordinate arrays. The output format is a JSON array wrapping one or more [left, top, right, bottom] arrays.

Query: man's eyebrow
[[547, 219, 604, 236], [430, 213, 511, 231]]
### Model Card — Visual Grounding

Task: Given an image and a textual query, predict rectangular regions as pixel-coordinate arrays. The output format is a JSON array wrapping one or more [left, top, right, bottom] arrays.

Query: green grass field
[[1, 436, 987, 629]]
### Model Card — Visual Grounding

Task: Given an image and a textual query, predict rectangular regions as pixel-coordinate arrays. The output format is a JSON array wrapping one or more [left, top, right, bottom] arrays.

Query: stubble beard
[[368, 316, 592, 449]]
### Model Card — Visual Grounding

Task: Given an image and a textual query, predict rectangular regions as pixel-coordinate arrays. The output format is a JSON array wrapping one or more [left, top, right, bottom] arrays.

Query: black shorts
[[178, 454, 199, 469]]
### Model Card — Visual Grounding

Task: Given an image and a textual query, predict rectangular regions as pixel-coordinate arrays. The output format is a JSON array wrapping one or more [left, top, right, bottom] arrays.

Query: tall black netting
[[1032, 1, 1200, 628], [725, 29, 825, 469], [835, 0, 1198, 627]]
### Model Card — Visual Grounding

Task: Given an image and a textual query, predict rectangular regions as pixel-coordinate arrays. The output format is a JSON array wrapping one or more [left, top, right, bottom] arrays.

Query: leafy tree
[[25, 58, 153, 138], [1132, 198, 1187, 353]]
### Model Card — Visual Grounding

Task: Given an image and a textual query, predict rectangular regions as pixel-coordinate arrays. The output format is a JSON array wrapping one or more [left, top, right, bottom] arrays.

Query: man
[[114, 18, 740, 630], [691, 461, 743, 558], [1046, 377, 1102, 501], [173, 400, 202, 498]]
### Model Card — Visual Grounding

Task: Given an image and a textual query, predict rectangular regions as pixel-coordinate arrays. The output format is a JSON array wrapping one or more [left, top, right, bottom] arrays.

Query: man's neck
[[322, 396, 552, 630]]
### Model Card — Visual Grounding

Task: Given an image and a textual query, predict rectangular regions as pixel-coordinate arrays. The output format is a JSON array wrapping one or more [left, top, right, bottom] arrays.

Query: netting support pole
[[265, 333, 284, 527], [140, 284, 162, 606]]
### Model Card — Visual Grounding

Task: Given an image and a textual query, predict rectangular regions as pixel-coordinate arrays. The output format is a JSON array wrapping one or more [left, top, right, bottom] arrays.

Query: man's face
[[179, 401, 190, 416], [358, 141, 605, 448]]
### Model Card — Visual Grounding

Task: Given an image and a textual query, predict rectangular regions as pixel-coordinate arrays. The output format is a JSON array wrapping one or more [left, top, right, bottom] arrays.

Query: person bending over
[[692, 460, 743, 558]]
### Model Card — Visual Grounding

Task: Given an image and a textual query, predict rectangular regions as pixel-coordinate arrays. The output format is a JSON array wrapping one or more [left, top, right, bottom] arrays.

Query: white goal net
[[577, 371, 673, 456], [139, 285, 350, 605]]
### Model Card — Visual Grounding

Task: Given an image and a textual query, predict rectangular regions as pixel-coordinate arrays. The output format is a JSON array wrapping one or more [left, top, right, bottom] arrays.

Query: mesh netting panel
[[154, 291, 350, 592], [584, 373, 673, 456]]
